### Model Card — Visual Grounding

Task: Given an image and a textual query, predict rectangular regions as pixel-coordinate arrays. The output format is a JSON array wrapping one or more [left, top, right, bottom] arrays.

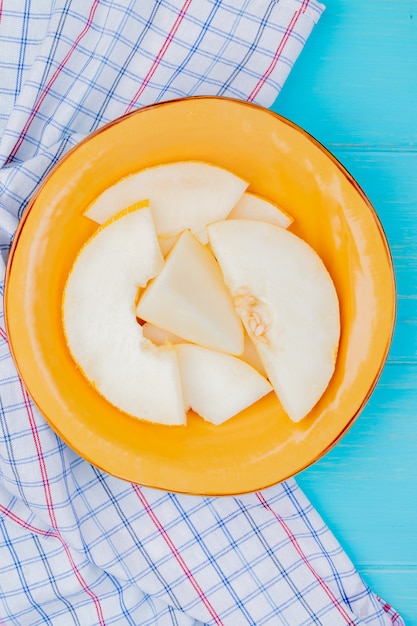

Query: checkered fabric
[[0, 2, 405, 624]]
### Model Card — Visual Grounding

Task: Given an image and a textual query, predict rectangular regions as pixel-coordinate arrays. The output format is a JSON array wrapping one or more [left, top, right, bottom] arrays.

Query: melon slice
[[228, 192, 294, 228], [84, 161, 248, 244], [62, 203, 186, 425], [176, 344, 272, 425], [137, 229, 244, 355], [207, 219, 340, 422], [142, 323, 183, 346], [158, 234, 179, 256], [241, 332, 267, 377], [143, 321, 266, 377]]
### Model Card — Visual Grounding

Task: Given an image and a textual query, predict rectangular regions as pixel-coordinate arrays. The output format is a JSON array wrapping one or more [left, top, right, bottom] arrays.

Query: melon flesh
[[142, 321, 266, 376], [62, 204, 186, 425], [137, 230, 244, 355], [207, 219, 340, 422], [142, 323, 183, 346], [176, 344, 272, 425], [84, 161, 248, 244], [241, 332, 267, 377], [158, 234, 179, 256], [228, 192, 293, 228]]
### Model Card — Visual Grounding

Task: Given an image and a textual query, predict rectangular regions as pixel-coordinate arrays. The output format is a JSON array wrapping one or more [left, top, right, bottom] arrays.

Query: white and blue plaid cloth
[[0, 2, 405, 624]]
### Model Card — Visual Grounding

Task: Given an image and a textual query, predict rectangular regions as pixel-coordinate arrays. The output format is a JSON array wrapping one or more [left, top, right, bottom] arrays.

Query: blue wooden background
[[270, 1, 417, 623]]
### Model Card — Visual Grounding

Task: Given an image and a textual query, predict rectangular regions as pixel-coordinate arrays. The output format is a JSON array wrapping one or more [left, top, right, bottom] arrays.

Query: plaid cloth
[[0, 2, 405, 624]]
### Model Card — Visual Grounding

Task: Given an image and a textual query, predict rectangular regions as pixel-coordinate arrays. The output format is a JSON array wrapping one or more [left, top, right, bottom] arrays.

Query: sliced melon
[[176, 344, 272, 425], [158, 234, 179, 256], [207, 219, 340, 422], [142, 322, 183, 346], [84, 161, 248, 244], [62, 204, 186, 425], [241, 332, 267, 377], [137, 229, 244, 355], [142, 321, 266, 377], [228, 192, 294, 228]]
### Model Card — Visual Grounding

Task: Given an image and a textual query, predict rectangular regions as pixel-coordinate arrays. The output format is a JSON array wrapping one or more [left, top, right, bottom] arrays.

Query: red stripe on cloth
[[0, 328, 106, 625], [18, 382, 57, 524], [0, 502, 107, 624], [376, 596, 403, 625], [5, 0, 101, 165], [132, 484, 224, 625], [125, 0, 193, 114], [256, 491, 357, 625], [0, 503, 56, 538], [248, 0, 310, 103], [0, 1, 3, 24], [17, 383, 106, 625]]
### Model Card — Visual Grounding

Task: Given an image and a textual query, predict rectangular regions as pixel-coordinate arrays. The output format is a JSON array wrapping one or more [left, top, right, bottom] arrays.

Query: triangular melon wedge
[[136, 230, 244, 355], [84, 161, 248, 244], [228, 192, 294, 228], [207, 219, 340, 422], [62, 204, 186, 425], [176, 344, 272, 425]]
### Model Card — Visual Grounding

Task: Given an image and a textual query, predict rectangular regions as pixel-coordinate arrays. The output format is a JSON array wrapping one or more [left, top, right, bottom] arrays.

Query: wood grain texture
[[270, 0, 417, 623]]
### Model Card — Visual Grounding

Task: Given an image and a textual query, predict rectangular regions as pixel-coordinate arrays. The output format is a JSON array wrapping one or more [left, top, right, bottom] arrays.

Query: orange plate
[[4, 97, 396, 495]]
